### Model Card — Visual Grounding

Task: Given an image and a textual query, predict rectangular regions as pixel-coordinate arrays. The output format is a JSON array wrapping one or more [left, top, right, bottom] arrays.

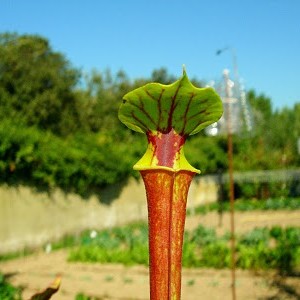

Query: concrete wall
[[0, 175, 218, 254]]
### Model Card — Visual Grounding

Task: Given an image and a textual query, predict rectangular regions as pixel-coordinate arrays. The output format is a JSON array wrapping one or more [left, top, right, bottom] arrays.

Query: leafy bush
[[200, 242, 231, 268], [237, 226, 300, 272], [185, 224, 218, 246], [69, 223, 149, 265], [239, 227, 270, 246], [0, 119, 144, 197], [0, 272, 22, 300], [237, 244, 276, 269]]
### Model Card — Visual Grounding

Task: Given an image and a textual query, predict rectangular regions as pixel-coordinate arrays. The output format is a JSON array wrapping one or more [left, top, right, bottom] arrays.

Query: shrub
[[0, 272, 22, 300], [200, 242, 231, 268], [0, 119, 141, 197]]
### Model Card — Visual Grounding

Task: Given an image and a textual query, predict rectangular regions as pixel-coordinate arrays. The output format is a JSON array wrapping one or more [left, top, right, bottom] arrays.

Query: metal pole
[[223, 69, 237, 300]]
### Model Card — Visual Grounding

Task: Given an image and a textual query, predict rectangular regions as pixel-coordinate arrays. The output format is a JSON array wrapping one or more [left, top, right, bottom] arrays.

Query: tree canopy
[[0, 32, 299, 197], [0, 33, 82, 135]]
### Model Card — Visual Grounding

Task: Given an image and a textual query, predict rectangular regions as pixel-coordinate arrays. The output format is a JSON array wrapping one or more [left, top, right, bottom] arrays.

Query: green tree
[[240, 90, 299, 169], [79, 69, 133, 134], [247, 89, 273, 123], [0, 32, 81, 135], [151, 67, 176, 84]]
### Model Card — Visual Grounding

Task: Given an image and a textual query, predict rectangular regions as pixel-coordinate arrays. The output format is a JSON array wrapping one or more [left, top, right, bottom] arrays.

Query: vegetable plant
[[69, 223, 300, 273], [118, 68, 223, 299]]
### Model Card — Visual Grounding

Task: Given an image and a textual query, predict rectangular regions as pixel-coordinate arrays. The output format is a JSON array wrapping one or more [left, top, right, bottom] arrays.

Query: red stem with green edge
[[118, 68, 223, 300]]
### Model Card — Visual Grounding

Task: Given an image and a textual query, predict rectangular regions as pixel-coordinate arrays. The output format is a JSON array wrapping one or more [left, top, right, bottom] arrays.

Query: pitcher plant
[[118, 68, 223, 300]]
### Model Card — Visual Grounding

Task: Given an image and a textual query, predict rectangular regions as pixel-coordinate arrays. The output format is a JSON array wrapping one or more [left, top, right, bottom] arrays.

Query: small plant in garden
[[118, 68, 223, 299], [0, 272, 22, 300], [69, 223, 300, 272]]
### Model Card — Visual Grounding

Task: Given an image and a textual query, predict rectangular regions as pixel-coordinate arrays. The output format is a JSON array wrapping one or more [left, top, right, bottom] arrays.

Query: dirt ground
[[1, 210, 300, 300]]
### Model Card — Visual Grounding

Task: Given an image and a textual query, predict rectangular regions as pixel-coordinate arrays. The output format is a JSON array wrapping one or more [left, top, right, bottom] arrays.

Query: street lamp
[[216, 47, 239, 83]]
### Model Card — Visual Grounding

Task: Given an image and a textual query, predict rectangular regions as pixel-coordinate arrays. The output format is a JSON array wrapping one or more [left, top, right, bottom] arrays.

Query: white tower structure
[[206, 49, 253, 136]]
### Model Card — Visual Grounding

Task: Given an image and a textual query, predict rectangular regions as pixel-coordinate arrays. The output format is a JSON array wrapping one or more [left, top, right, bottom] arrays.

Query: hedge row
[[0, 119, 144, 197]]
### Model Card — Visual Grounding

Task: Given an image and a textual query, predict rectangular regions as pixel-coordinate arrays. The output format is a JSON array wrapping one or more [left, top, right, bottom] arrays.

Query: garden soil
[[1, 210, 300, 300]]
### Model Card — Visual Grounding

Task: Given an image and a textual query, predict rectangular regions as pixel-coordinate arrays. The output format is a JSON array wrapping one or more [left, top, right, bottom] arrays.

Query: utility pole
[[223, 69, 237, 300]]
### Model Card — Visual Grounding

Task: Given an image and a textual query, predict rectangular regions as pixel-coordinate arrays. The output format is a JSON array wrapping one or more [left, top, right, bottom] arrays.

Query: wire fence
[[221, 169, 300, 184], [200, 169, 300, 199]]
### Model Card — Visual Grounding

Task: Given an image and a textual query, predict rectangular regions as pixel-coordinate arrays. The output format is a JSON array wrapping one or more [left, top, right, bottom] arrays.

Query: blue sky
[[1, 0, 299, 109]]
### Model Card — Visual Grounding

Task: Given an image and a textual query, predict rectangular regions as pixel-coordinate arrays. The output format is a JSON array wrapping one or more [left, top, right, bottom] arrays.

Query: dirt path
[[185, 210, 300, 235], [1, 210, 300, 300]]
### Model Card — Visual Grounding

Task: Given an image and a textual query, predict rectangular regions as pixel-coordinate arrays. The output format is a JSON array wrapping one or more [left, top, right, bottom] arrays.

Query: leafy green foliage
[[0, 31, 299, 196], [0, 272, 22, 300], [0, 119, 143, 196], [69, 223, 149, 265], [185, 135, 227, 172], [75, 293, 102, 300], [68, 222, 300, 273], [0, 33, 81, 136], [237, 226, 300, 273], [200, 242, 231, 268]]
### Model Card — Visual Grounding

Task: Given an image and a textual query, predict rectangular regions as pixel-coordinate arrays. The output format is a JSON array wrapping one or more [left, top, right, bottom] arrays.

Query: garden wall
[[0, 175, 218, 254]]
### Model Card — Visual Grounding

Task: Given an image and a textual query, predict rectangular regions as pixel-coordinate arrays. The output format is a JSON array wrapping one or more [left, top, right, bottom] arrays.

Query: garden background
[[0, 32, 300, 299]]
